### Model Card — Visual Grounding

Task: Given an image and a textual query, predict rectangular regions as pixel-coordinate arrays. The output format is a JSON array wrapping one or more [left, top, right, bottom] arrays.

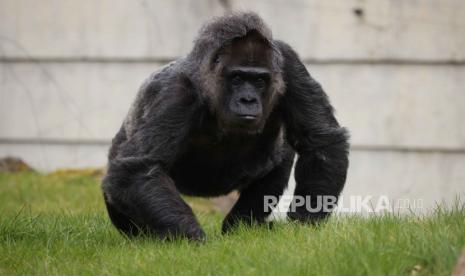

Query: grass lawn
[[0, 171, 464, 275]]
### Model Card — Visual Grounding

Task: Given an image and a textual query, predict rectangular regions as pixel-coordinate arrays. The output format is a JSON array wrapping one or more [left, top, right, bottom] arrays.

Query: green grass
[[0, 172, 464, 275]]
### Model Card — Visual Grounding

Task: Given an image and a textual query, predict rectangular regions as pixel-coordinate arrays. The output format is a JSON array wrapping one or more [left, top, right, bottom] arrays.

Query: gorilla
[[102, 12, 349, 241]]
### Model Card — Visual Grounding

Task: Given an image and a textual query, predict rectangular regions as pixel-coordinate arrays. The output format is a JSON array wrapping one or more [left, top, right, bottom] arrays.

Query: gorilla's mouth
[[219, 114, 263, 136], [237, 114, 258, 121], [235, 113, 262, 126]]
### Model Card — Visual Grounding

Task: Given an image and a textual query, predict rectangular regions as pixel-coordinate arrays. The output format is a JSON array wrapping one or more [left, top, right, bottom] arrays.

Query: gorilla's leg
[[222, 150, 295, 234]]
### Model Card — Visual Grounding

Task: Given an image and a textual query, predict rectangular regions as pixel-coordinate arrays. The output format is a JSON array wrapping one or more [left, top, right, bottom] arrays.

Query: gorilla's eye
[[231, 75, 243, 86], [255, 77, 266, 89]]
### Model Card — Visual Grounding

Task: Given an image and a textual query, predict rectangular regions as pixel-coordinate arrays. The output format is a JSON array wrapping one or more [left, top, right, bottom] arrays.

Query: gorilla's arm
[[277, 41, 349, 222], [102, 76, 205, 241]]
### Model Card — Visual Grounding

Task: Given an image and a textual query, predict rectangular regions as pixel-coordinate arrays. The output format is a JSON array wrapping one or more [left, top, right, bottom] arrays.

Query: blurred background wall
[[1, 0, 464, 211]]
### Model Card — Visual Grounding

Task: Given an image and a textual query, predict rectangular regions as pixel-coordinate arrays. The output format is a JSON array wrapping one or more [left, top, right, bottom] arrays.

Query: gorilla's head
[[187, 12, 284, 135], [212, 30, 282, 134]]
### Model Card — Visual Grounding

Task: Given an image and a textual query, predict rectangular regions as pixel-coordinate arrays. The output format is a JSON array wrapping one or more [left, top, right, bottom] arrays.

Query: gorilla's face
[[224, 65, 269, 127], [211, 31, 278, 135]]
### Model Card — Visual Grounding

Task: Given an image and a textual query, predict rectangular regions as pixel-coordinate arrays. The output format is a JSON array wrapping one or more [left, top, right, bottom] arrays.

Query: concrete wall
[[1, 0, 464, 212]]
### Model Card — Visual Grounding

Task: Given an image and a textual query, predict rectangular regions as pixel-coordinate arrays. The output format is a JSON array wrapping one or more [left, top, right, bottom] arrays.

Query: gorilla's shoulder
[[123, 59, 199, 138]]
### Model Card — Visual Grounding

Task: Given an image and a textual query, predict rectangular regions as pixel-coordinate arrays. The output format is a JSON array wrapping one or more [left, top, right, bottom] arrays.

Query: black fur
[[102, 12, 349, 241]]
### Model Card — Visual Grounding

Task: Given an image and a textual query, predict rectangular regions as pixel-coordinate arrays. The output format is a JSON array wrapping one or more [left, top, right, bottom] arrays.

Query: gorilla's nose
[[238, 96, 258, 105], [231, 93, 262, 119]]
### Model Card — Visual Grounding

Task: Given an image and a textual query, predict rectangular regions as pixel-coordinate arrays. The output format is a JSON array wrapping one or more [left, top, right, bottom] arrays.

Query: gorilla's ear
[[276, 41, 347, 150]]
